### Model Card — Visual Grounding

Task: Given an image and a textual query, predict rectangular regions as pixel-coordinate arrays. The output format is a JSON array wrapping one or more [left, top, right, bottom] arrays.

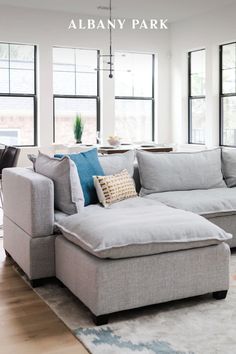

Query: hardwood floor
[[0, 239, 88, 354]]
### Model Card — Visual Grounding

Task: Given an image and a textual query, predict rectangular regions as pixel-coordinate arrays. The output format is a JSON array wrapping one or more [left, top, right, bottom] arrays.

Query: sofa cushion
[[137, 148, 226, 196], [35, 152, 84, 215], [145, 188, 236, 217], [222, 148, 236, 187], [55, 148, 104, 206], [55, 197, 231, 259], [99, 150, 135, 176], [94, 169, 137, 207]]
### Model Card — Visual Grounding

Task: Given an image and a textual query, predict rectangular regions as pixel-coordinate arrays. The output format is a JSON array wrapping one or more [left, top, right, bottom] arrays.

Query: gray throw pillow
[[137, 148, 226, 196], [27, 154, 37, 170], [35, 152, 84, 215], [99, 150, 135, 176], [222, 148, 236, 187]]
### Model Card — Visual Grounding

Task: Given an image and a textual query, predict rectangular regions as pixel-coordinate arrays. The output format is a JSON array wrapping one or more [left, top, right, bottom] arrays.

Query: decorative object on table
[[74, 114, 84, 144], [107, 135, 121, 147]]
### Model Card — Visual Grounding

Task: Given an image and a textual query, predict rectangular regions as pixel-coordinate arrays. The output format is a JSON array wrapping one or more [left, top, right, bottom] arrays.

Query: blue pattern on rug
[[75, 327, 194, 354]]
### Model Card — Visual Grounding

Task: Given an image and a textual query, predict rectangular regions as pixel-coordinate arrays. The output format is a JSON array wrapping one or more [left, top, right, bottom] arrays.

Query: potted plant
[[74, 114, 84, 144]]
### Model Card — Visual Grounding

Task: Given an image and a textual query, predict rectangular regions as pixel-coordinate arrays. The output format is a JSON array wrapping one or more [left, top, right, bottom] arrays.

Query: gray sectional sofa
[[2, 148, 235, 325]]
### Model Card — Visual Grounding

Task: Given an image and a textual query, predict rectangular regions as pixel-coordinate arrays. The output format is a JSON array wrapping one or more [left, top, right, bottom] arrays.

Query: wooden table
[[98, 146, 173, 155]]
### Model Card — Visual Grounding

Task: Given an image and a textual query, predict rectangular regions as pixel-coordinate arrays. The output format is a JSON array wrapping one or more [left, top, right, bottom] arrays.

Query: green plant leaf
[[74, 114, 84, 143]]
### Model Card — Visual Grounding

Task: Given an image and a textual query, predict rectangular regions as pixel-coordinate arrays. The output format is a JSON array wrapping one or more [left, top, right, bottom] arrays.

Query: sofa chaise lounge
[[2, 148, 234, 325]]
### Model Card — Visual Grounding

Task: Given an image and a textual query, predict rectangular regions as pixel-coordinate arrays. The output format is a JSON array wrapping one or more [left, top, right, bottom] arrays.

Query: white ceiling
[[0, 0, 235, 22]]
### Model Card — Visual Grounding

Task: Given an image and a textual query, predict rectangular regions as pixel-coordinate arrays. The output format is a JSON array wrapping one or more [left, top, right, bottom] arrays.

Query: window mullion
[[8, 43, 10, 94]]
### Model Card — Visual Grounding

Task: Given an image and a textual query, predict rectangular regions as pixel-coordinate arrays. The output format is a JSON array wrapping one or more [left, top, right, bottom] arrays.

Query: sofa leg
[[29, 279, 44, 288], [213, 290, 228, 300], [57, 279, 66, 288], [4, 249, 11, 257], [92, 314, 109, 326]]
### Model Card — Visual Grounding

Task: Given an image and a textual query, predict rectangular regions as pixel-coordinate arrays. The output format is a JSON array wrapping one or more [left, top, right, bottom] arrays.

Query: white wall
[[171, 2, 236, 148], [0, 5, 171, 166]]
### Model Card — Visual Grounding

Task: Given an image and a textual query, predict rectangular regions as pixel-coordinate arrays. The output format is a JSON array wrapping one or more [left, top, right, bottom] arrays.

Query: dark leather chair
[[0, 146, 20, 172], [0, 145, 20, 207]]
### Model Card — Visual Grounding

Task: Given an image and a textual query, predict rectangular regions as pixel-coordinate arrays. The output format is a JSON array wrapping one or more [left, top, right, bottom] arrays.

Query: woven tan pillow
[[93, 169, 137, 207]]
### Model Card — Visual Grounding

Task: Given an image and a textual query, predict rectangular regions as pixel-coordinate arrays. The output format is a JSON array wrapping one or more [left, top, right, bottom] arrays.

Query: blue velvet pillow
[[55, 148, 104, 206]]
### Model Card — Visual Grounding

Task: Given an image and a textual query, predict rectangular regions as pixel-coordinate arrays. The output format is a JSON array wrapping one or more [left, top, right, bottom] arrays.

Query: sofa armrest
[[3, 167, 54, 237]]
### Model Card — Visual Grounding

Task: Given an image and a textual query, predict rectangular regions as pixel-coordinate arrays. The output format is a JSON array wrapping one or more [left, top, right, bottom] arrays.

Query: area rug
[[15, 252, 236, 354]]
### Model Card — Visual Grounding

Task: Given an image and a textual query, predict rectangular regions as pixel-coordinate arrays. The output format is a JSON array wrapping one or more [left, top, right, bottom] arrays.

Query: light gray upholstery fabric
[[208, 214, 236, 248], [2, 167, 54, 237], [56, 235, 230, 315], [54, 210, 70, 223], [27, 153, 37, 170], [55, 197, 231, 259], [99, 150, 135, 176], [3, 215, 56, 279], [137, 149, 226, 196], [145, 188, 236, 217], [35, 152, 84, 215], [222, 148, 236, 187]]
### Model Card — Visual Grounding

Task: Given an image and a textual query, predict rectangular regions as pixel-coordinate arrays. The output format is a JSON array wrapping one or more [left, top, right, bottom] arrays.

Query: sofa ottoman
[[55, 197, 231, 324]]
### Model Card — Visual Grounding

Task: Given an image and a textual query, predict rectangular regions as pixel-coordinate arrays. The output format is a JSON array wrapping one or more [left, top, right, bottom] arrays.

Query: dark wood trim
[[98, 146, 173, 155]]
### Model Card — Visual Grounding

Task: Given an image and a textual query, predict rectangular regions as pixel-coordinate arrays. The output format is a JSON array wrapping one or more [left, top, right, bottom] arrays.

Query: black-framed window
[[0, 42, 37, 146], [220, 42, 236, 147], [188, 49, 206, 144], [53, 47, 100, 145], [115, 52, 155, 143]]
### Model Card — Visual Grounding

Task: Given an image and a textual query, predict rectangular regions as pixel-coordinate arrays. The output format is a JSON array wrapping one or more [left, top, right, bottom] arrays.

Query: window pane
[[191, 51, 205, 74], [53, 47, 75, 95], [0, 96, 34, 145], [115, 52, 152, 97], [223, 69, 236, 94], [76, 72, 97, 96], [10, 69, 34, 94], [0, 43, 9, 93], [0, 43, 9, 68], [115, 99, 152, 143], [53, 47, 98, 95], [54, 71, 75, 95], [10, 44, 34, 69], [222, 43, 236, 70], [190, 98, 206, 144], [10, 44, 35, 94], [76, 49, 97, 95], [0, 68, 9, 93], [53, 47, 75, 70], [190, 50, 205, 96], [222, 96, 236, 146], [191, 73, 205, 96], [54, 98, 97, 145]]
